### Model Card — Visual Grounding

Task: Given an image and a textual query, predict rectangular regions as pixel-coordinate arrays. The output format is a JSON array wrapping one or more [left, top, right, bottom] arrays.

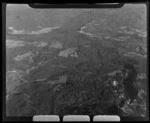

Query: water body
[[122, 64, 139, 103]]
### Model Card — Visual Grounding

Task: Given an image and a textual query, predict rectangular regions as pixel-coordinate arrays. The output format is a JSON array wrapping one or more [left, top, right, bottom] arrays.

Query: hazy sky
[[6, 4, 30, 8], [7, 3, 146, 8]]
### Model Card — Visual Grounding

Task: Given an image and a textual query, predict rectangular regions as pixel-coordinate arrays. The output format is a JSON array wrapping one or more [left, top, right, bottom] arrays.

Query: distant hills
[[6, 4, 89, 31], [6, 4, 146, 33]]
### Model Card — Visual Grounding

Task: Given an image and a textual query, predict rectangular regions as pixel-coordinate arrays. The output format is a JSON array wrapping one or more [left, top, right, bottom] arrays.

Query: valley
[[6, 4, 147, 117]]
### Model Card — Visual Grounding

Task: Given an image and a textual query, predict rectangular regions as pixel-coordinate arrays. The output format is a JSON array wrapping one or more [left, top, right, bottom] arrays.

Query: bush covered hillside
[[6, 4, 147, 117]]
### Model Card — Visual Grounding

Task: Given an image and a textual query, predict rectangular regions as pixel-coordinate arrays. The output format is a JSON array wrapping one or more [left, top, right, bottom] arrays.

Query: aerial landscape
[[6, 4, 147, 117]]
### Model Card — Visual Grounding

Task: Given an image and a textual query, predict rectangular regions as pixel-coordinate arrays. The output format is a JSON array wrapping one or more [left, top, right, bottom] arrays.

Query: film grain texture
[[6, 4, 147, 117]]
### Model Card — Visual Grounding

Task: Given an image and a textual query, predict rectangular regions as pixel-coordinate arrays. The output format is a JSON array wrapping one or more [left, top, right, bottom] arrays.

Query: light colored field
[[58, 48, 78, 58], [123, 52, 147, 58], [49, 41, 63, 49], [8, 26, 60, 35], [31, 41, 48, 47], [14, 51, 34, 63], [6, 39, 25, 48]]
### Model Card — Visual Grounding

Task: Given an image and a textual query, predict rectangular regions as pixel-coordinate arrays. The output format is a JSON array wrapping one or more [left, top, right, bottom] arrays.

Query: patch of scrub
[[131, 28, 147, 38], [26, 60, 50, 74], [119, 26, 126, 30], [37, 26, 43, 29], [6, 70, 23, 83], [118, 26, 135, 35], [58, 48, 78, 58], [137, 73, 146, 79], [6, 70, 26, 95], [29, 41, 48, 47], [104, 36, 111, 39], [138, 32, 147, 38], [49, 41, 63, 49], [70, 52, 78, 57], [14, 51, 34, 63], [114, 37, 129, 42], [6, 39, 25, 48], [107, 70, 122, 77], [84, 44, 90, 48]]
